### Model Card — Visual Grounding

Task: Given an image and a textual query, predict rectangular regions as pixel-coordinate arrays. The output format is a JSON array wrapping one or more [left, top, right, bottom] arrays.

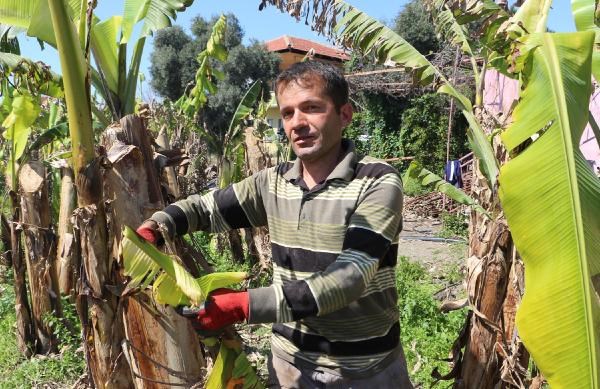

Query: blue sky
[[19, 0, 576, 95]]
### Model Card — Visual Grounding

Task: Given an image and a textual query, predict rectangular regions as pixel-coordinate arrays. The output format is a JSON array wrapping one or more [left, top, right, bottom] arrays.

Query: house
[[263, 35, 350, 132]]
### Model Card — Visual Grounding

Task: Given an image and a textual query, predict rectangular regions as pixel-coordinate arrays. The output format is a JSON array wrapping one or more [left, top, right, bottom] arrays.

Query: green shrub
[[402, 172, 431, 197], [400, 93, 470, 173], [439, 212, 469, 239]]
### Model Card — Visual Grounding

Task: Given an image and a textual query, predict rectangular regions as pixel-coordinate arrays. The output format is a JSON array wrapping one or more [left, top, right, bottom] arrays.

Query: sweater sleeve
[[149, 168, 270, 237], [248, 171, 403, 323]]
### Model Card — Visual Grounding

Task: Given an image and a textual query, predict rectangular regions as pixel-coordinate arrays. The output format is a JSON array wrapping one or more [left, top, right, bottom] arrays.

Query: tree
[[150, 13, 244, 100], [149, 14, 280, 139], [400, 93, 469, 173], [149, 26, 192, 101], [393, 0, 440, 55]]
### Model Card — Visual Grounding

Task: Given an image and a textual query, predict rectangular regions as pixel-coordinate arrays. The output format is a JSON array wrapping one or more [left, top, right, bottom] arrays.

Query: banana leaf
[[205, 341, 264, 389], [179, 14, 227, 115], [572, 0, 600, 83], [498, 31, 600, 388], [121, 226, 247, 306], [153, 271, 247, 307], [405, 161, 488, 216]]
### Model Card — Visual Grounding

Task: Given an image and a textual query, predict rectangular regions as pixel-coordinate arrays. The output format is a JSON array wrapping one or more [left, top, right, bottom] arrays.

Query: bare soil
[[400, 215, 468, 271]]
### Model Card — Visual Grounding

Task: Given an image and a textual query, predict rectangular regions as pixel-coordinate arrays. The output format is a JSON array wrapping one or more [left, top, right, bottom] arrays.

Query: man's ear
[[340, 103, 353, 127]]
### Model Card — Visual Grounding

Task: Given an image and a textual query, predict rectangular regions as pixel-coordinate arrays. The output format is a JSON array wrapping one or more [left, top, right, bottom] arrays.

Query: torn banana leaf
[[153, 271, 248, 306], [121, 226, 247, 306], [205, 341, 265, 389]]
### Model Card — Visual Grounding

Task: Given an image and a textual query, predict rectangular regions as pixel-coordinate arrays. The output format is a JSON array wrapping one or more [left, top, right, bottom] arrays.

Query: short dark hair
[[275, 61, 349, 112]]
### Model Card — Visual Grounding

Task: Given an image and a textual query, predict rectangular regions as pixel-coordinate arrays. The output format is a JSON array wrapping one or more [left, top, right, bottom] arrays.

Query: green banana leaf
[[572, 0, 600, 83], [502, 0, 551, 37], [121, 226, 247, 306], [90, 16, 121, 93], [498, 31, 600, 388], [405, 161, 488, 216], [2, 92, 40, 188], [153, 270, 247, 307], [425, 0, 475, 57], [29, 121, 70, 151], [178, 14, 228, 116], [222, 80, 262, 164]]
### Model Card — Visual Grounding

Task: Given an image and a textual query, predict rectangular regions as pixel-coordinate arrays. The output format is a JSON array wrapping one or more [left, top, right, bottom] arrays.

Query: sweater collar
[[282, 139, 358, 183]]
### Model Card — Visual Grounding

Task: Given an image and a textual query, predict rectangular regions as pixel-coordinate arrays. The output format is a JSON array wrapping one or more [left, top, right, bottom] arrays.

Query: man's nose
[[289, 110, 308, 131]]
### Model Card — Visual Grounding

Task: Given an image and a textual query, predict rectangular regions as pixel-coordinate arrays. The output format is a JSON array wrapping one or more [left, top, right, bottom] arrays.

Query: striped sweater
[[150, 140, 404, 377]]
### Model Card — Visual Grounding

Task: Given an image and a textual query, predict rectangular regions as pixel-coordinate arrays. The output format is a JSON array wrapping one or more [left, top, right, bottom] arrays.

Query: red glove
[[136, 221, 159, 245], [194, 288, 249, 331]]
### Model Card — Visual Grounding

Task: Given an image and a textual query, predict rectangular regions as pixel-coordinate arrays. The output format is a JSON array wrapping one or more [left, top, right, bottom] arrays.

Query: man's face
[[277, 79, 353, 164]]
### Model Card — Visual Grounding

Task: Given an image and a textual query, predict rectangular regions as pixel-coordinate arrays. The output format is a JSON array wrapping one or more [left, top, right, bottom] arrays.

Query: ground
[[400, 214, 468, 270]]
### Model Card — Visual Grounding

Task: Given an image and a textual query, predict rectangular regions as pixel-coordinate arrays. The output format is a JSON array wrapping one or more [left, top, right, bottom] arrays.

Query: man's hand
[[190, 288, 249, 332], [136, 220, 160, 245]]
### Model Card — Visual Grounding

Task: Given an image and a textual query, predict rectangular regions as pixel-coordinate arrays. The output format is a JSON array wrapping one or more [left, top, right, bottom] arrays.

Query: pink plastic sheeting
[[483, 69, 600, 173]]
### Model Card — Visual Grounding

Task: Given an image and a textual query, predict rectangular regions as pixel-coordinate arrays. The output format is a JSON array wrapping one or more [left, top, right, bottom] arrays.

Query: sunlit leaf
[[91, 16, 122, 93], [499, 31, 600, 388], [121, 225, 204, 304], [572, 0, 600, 83], [153, 271, 248, 307]]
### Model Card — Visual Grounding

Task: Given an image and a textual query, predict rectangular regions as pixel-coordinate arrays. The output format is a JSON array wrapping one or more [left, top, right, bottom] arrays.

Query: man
[[137, 61, 412, 388]]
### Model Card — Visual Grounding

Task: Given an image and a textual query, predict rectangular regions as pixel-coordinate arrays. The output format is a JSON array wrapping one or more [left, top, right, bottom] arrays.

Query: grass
[[0, 269, 85, 389]]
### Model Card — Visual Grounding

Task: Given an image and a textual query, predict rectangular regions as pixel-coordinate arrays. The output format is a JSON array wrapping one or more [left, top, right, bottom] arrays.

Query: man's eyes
[[281, 104, 322, 118]]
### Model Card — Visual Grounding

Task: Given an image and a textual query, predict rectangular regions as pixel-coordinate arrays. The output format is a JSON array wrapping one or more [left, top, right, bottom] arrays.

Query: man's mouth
[[294, 135, 314, 144]]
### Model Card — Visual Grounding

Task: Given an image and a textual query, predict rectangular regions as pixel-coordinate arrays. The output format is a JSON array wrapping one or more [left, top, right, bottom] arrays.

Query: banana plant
[[176, 13, 228, 116], [218, 79, 262, 188], [121, 226, 265, 388], [0, 0, 194, 119]]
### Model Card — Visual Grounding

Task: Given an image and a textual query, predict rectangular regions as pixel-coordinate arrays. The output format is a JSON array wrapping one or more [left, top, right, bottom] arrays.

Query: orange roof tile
[[264, 35, 350, 61]]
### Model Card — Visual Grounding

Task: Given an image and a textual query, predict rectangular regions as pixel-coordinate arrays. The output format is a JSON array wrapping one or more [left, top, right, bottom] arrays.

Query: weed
[[396, 256, 466, 387], [403, 173, 432, 197], [0, 268, 85, 388], [43, 296, 82, 351], [0, 308, 84, 388], [438, 212, 468, 239]]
